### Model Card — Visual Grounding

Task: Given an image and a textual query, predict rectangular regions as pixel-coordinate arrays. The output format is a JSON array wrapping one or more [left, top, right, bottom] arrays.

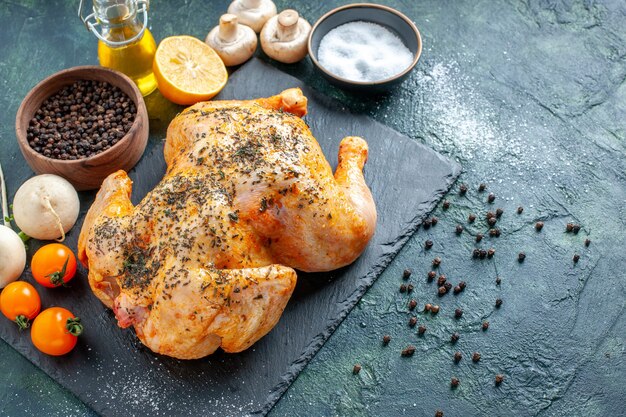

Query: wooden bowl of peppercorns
[[15, 66, 148, 190]]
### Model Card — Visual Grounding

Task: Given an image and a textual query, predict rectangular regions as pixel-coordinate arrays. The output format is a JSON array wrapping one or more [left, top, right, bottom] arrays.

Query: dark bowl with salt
[[308, 3, 422, 92]]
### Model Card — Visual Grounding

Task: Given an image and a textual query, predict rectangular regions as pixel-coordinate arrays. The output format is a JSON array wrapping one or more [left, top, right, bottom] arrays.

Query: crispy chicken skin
[[78, 88, 376, 359]]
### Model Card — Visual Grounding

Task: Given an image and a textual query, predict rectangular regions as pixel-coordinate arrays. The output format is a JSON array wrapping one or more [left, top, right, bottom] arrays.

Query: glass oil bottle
[[79, 0, 157, 96]]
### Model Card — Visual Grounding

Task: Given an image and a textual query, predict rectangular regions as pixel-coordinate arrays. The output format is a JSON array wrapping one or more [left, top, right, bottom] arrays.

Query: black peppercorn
[[454, 308, 463, 318], [496, 208, 504, 218], [468, 213, 476, 223], [476, 233, 483, 242], [479, 249, 487, 259], [472, 352, 481, 362], [517, 206, 524, 214], [489, 228, 501, 237], [478, 183, 486, 192], [488, 193, 496, 203], [437, 275, 447, 286], [409, 299, 417, 311], [403, 269, 412, 279], [472, 248, 480, 259], [382, 335, 391, 345], [399, 284, 407, 293], [518, 252, 526, 262], [573, 254, 580, 263], [566, 223, 574, 233], [435, 410, 444, 417], [454, 351, 462, 363], [438, 286, 447, 296], [459, 184, 468, 195], [488, 217, 497, 227], [418, 325, 426, 335], [407, 284, 414, 293], [443, 200, 450, 210], [495, 374, 504, 385], [401, 345, 416, 357], [456, 224, 464, 235], [428, 271, 437, 281], [486, 211, 495, 220], [444, 282, 452, 291], [409, 316, 417, 327], [535, 221, 544, 231], [432, 257, 441, 267], [458, 281, 466, 290], [482, 321, 489, 331], [572, 224, 581, 234], [423, 218, 432, 229], [431, 305, 440, 314], [353, 364, 361, 374], [453, 285, 461, 294], [450, 377, 460, 388], [424, 303, 432, 312], [425, 240, 433, 250], [487, 248, 495, 258], [496, 277, 502, 285], [431, 216, 438, 226], [495, 298, 503, 308], [585, 238, 591, 247], [450, 333, 460, 343]]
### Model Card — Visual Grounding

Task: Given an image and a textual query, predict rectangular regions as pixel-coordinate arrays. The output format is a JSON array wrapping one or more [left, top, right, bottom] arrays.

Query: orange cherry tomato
[[31, 307, 83, 356], [0, 281, 41, 330], [31, 243, 77, 288]]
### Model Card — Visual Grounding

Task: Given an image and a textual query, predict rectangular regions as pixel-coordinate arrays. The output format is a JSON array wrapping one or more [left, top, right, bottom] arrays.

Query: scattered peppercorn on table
[[1, 1, 625, 416]]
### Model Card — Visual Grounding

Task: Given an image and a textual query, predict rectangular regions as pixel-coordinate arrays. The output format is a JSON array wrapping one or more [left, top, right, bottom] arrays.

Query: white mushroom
[[206, 14, 258, 67], [227, 0, 277, 33], [260, 9, 311, 64]]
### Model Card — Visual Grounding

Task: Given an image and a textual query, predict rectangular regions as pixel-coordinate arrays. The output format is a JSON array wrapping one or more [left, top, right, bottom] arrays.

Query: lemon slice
[[153, 35, 228, 105]]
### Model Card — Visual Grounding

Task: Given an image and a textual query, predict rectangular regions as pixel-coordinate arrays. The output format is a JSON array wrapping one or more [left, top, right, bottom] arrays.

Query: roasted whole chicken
[[78, 88, 376, 359]]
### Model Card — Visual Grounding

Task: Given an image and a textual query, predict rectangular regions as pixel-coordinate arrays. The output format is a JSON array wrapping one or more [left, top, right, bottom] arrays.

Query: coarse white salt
[[317, 21, 414, 82]]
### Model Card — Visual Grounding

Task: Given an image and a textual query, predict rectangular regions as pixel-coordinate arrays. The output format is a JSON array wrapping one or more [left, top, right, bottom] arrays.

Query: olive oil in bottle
[[80, 0, 157, 96]]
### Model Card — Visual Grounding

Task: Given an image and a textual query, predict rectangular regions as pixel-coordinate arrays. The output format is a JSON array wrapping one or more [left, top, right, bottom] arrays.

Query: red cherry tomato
[[31, 243, 77, 288], [31, 307, 83, 356]]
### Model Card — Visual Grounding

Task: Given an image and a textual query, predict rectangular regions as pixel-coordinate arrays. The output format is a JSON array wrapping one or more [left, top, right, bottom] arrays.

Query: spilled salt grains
[[318, 21, 414, 82], [353, 364, 362, 374], [401, 345, 416, 357]]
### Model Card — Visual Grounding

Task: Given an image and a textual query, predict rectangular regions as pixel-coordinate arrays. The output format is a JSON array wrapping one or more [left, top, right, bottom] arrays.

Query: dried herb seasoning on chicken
[[78, 88, 377, 359]]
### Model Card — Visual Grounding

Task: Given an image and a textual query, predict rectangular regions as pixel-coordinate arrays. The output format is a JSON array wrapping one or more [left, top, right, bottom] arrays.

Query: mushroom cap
[[206, 17, 257, 67], [260, 11, 311, 64], [227, 0, 277, 33]]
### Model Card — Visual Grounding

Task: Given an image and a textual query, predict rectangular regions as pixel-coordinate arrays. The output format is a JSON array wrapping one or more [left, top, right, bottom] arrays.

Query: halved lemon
[[153, 35, 228, 105]]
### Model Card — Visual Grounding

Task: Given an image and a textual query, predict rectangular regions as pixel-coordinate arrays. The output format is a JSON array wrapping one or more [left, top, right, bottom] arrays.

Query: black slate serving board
[[0, 59, 460, 416]]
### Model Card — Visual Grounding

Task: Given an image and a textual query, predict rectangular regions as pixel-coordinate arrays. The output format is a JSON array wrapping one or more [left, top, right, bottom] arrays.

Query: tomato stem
[[47, 256, 70, 287], [15, 315, 30, 330], [66, 317, 83, 336]]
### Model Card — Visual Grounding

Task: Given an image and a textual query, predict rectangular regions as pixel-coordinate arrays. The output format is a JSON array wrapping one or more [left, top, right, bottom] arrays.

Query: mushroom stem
[[277, 10, 300, 41], [0, 161, 8, 226], [241, 0, 262, 8], [219, 14, 240, 43]]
